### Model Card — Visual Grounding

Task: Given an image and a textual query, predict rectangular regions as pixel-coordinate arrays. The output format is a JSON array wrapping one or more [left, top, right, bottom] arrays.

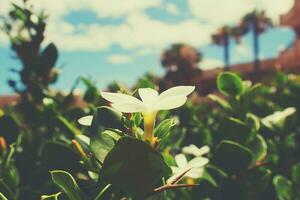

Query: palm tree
[[160, 43, 202, 86], [212, 26, 237, 70], [237, 10, 273, 74]]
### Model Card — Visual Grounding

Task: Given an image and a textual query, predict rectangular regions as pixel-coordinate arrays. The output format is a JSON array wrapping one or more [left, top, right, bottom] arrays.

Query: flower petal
[[159, 86, 195, 99], [111, 102, 147, 113], [188, 157, 209, 168], [183, 144, 210, 157], [138, 88, 159, 106], [101, 92, 143, 105], [156, 96, 187, 110], [78, 115, 93, 126], [187, 168, 204, 179], [175, 154, 188, 168]]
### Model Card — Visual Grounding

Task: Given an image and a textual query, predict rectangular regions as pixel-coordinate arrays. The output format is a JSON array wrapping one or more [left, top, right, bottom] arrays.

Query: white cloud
[[188, 0, 293, 25], [201, 58, 223, 70], [166, 3, 180, 15], [0, 0, 294, 52], [106, 54, 132, 64]]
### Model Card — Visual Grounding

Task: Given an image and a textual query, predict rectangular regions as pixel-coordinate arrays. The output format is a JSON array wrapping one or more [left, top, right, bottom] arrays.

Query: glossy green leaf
[[273, 175, 293, 200], [101, 137, 171, 198], [90, 130, 120, 163], [217, 72, 244, 96], [50, 170, 85, 200], [214, 140, 254, 173]]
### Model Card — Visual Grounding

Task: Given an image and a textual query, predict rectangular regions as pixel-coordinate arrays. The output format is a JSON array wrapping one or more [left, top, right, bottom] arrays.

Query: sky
[[0, 0, 296, 94]]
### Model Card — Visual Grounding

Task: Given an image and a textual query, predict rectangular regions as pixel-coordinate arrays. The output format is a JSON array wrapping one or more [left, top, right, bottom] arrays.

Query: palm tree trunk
[[253, 23, 260, 75], [224, 35, 230, 70]]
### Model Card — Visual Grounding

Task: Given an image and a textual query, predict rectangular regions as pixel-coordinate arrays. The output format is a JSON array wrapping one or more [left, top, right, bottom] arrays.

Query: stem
[[253, 21, 260, 75], [148, 183, 199, 197], [142, 111, 157, 146], [224, 34, 230, 70]]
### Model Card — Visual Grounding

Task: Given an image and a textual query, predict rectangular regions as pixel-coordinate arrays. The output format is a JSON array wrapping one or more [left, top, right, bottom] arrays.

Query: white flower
[[168, 154, 209, 183], [100, 86, 195, 113], [182, 144, 210, 157], [78, 86, 195, 145], [262, 107, 296, 129], [78, 86, 194, 125]]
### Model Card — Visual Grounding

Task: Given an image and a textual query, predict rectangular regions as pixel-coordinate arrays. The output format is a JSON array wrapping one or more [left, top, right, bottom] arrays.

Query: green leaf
[[0, 192, 7, 200], [94, 184, 111, 200], [101, 137, 171, 198], [273, 175, 293, 200], [90, 130, 120, 163], [58, 115, 81, 136], [40, 192, 61, 200], [244, 168, 272, 199], [248, 135, 267, 162], [92, 106, 123, 131], [217, 72, 244, 96], [133, 113, 142, 126], [214, 140, 254, 173], [50, 170, 85, 200], [292, 163, 300, 184], [154, 119, 176, 139], [218, 118, 252, 144], [208, 94, 231, 111], [41, 141, 81, 172]]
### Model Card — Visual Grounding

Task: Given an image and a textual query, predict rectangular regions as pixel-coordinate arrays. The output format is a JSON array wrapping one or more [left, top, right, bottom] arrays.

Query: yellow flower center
[[142, 111, 157, 146]]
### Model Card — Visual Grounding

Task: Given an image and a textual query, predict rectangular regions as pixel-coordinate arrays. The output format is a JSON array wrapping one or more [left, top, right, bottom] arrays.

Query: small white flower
[[182, 144, 210, 157], [168, 154, 209, 183], [262, 107, 296, 129], [78, 86, 194, 125]]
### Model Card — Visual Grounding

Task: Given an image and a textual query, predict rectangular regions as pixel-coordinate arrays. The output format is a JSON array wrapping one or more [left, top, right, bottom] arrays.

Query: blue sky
[[0, 0, 296, 94]]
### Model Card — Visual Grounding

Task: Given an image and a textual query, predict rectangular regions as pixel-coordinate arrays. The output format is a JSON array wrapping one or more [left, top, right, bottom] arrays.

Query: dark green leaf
[[40, 43, 58, 70], [214, 140, 254, 173], [292, 163, 300, 184], [92, 106, 123, 131], [0, 115, 19, 144], [50, 170, 85, 200], [218, 118, 252, 144], [101, 137, 171, 198], [41, 141, 81, 172]]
